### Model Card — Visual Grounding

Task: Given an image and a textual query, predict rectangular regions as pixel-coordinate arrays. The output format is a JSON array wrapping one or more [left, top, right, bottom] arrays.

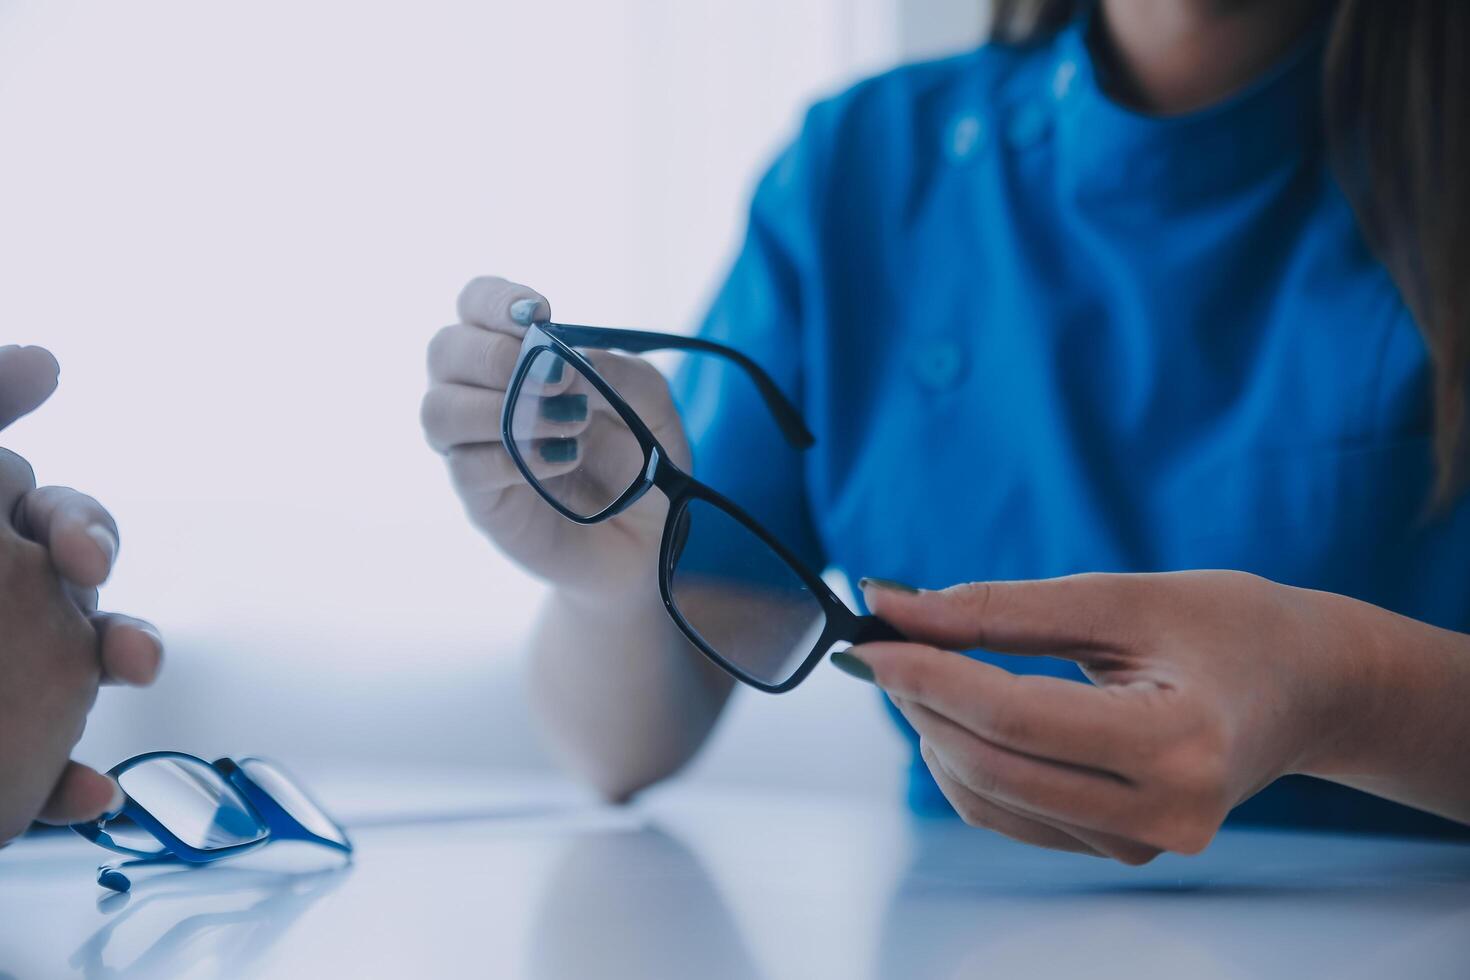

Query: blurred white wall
[[0, 0, 982, 798]]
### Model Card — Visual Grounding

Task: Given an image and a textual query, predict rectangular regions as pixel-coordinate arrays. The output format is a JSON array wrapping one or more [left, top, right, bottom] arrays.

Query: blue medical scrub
[[672, 13, 1470, 837]]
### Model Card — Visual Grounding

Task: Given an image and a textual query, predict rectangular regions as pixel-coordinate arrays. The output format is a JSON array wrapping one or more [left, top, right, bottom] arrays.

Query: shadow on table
[[529, 824, 764, 980], [875, 818, 1470, 978], [70, 860, 349, 980]]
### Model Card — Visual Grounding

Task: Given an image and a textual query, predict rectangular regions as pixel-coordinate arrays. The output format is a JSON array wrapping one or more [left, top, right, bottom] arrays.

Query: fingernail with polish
[[538, 438, 577, 463], [510, 298, 541, 326], [859, 577, 919, 594], [830, 650, 875, 684], [539, 393, 587, 422], [86, 524, 118, 568]]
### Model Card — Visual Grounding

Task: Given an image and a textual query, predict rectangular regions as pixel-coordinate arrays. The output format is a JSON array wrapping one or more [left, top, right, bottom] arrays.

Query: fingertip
[[829, 648, 875, 684], [837, 640, 924, 690], [455, 276, 552, 330], [858, 577, 921, 596], [858, 579, 1024, 654], [858, 577, 926, 618], [85, 523, 118, 576], [105, 779, 125, 817], [26, 345, 61, 382], [0, 346, 61, 427], [509, 297, 543, 327], [100, 618, 164, 687], [47, 521, 112, 588], [24, 490, 118, 587], [2, 345, 61, 386], [37, 763, 117, 825]]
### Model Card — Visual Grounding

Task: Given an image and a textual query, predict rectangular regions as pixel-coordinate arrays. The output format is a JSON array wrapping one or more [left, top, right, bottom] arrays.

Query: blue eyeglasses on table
[[71, 751, 353, 893]]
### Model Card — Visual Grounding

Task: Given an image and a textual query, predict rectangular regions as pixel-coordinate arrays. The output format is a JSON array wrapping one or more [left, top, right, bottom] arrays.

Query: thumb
[[0, 345, 60, 431], [858, 574, 1138, 657], [36, 761, 123, 826]]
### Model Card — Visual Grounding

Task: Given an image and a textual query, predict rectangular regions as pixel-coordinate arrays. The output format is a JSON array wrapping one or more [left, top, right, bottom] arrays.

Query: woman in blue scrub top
[[422, 0, 1470, 862]]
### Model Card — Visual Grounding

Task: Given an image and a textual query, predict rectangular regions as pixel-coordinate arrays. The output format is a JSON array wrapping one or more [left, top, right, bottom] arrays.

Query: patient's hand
[[0, 345, 163, 845]]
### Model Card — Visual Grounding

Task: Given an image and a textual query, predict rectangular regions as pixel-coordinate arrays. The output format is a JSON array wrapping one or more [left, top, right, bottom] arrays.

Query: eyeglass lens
[[509, 348, 646, 519], [116, 757, 267, 852], [238, 758, 348, 847], [667, 497, 828, 686]]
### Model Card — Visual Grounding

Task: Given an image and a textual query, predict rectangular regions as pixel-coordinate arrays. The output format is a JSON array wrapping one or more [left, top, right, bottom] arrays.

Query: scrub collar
[[1046, 4, 1330, 199]]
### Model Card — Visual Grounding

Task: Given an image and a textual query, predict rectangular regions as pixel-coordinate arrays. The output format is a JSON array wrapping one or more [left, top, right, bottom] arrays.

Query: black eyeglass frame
[[501, 321, 899, 694]]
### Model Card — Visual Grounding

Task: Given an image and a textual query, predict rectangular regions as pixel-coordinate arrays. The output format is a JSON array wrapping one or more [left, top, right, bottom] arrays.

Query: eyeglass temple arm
[[543, 323, 816, 449], [851, 615, 904, 644], [97, 853, 186, 893]]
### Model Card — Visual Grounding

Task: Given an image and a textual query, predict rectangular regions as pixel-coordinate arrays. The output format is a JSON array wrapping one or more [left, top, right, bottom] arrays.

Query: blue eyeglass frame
[[72, 751, 353, 892], [501, 321, 901, 694]]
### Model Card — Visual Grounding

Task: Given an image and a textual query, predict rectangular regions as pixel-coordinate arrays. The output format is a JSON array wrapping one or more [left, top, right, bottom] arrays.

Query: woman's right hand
[[422, 277, 692, 605]]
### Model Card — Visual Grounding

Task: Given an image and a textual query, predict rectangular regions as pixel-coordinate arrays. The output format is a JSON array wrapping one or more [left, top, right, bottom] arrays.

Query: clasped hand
[[0, 346, 162, 845]]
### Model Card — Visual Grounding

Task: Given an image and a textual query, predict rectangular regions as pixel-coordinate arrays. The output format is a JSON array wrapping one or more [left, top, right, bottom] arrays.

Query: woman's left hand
[[840, 571, 1398, 865]]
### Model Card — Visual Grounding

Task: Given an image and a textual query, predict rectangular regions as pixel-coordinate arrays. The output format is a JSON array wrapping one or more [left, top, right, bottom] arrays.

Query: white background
[[0, 1, 984, 797]]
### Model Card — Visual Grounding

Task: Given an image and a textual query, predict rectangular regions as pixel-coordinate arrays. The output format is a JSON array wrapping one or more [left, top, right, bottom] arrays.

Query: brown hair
[[990, 0, 1470, 502]]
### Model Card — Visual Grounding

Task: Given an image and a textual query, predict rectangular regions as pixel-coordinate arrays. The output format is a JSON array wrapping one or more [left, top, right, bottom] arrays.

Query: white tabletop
[[3, 772, 1469, 979]]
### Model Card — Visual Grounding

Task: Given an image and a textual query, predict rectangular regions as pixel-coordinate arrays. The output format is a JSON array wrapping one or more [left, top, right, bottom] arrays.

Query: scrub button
[[1052, 59, 1078, 100], [946, 112, 985, 163], [911, 340, 967, 391]]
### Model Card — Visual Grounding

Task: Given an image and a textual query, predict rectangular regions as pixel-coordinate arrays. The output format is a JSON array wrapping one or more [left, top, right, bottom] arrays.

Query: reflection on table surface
[[877, 814, 1470, 979], [529, 827, 761, 980], [2, 777, 1468, 979], [71, 861, 349, 980]]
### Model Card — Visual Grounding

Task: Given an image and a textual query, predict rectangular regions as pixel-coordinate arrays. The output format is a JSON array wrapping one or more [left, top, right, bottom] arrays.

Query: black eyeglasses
[[502, 321, 899, 693]]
